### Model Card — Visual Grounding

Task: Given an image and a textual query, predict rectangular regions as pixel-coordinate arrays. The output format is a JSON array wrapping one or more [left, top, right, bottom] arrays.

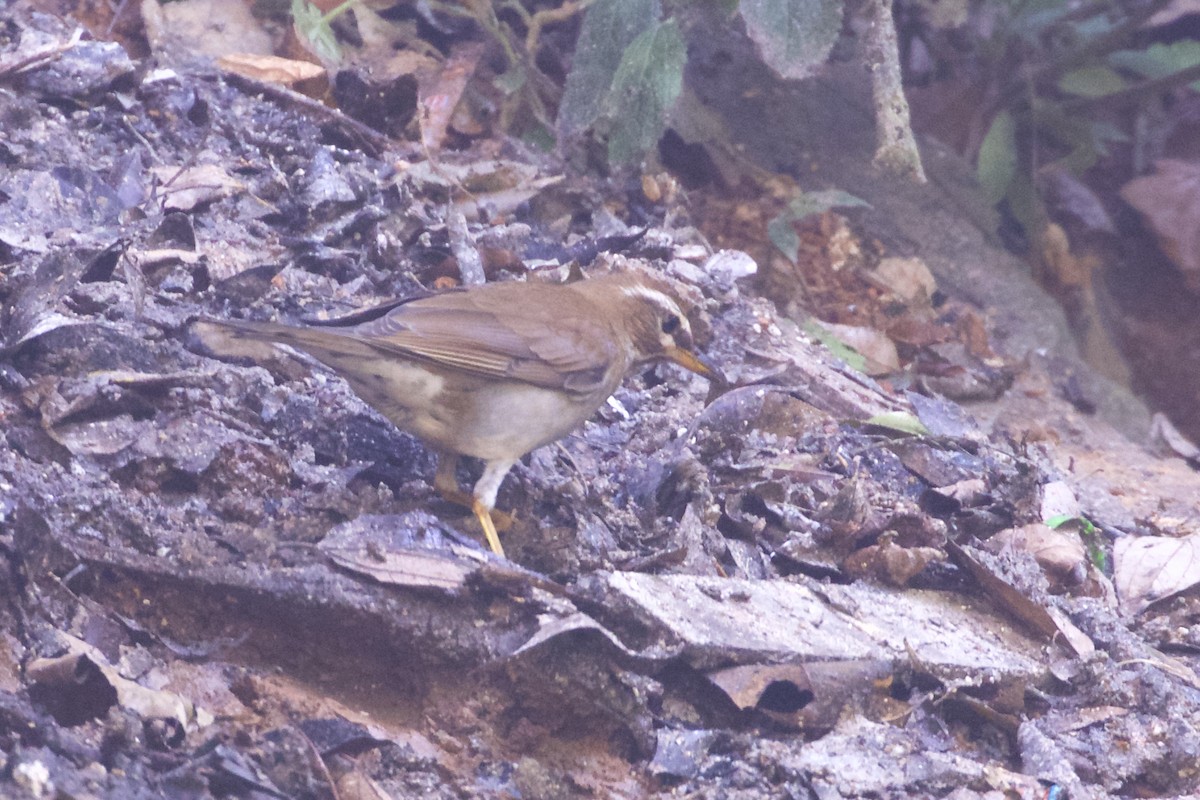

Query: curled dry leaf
[[842, 537, 944, 586], [1114, 533, 1200, 614], [217, 54, 324, 88], [706, 663, 813, 726], [27, 632, 212, 729], [990, 523, 1086, 581], [1149, 412, 1200, 462]]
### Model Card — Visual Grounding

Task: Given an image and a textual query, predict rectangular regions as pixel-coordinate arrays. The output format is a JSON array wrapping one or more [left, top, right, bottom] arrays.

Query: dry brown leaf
[[1040, 481, 1081, 521], [150, 164, 245, 212], [870, 256, 937, 305], [821, 322, 901, 376], [28, 632, 212, 728], [1149, 412, 1200, 461], [1120, 160, 1200, 292], [946, 542, 1095, 658], [842, 537, 944, 586], [1114, 533, 1200, 614], [419, 41, 486, 153], [217, 53, 325, 87], [990, 523, 1086, 580], [706, 664, 811, 711], [145, 0, 273, 59], [321, 545, 481, 592]]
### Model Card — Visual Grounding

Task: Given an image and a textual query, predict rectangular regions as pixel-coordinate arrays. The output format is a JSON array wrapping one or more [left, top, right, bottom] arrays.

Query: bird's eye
[[661, 314, 681, 335]]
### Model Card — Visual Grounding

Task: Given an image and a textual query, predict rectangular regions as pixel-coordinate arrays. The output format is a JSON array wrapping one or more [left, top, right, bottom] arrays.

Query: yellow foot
[[473, 501, 506, 558]]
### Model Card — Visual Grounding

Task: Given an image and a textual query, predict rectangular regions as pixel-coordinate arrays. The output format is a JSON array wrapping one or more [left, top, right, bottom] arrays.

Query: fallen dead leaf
[[990, 523, 1086, 581], [1120, 159, 1200, 292], [820, 322, 901, 376], [1114, 533, 1200, 614], [869, 256, 937, 305], [217, 53, 325, 87]]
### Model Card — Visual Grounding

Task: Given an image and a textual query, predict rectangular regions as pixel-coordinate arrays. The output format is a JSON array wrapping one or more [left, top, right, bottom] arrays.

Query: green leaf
[[977, 110, 1017, 205], [1004, 166, 1041, 241], [767, 214, 801, 263], [1058, 65, 1127, 97], [494, 67, 527, 96], [1007, 0, 1075, 42], [1110, 41, 1200, 91], [1046, 514, 1098, 536], [803, 321, 868, 374], [740, 0, 842, 80], [788, 189, 869, 217], [1046, 514, 1107, 571], [768, 190, 870, 263], [604, 19, 686, 164], [292, 0, 342, 63], [864, 412, 931, 436], [558, 0, 660, 138], [1033, 101, 1101, 173]]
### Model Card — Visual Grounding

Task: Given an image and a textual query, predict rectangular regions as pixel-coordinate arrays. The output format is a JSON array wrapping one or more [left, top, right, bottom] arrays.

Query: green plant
[[972, 0, 1200, 237], [561, 0, 848, 165], [1046, 513, 1109, 572], [291, 0, 357, 63]]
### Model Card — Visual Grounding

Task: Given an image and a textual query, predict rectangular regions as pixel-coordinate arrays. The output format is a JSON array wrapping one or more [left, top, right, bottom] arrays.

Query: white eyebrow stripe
[[620, 284, 682, 314]]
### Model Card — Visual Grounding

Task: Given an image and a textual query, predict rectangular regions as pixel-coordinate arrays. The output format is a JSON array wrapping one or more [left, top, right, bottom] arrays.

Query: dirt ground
[[4, 5, 1200, 800]]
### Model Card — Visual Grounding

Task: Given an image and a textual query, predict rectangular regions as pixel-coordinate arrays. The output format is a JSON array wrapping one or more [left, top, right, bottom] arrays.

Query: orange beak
[[665, 346, 719, 380]]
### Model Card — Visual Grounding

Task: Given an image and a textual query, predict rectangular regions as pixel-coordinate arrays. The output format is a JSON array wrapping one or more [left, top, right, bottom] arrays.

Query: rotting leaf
[[28, 632, 212, 729], [318, 514, 485, 592], [512, 611, 667, 660], [842, 536, 944, 586], [1114, 533, 1200, 615], [768, 191, 869, 263], [322, 546, 480, 592], [150, 164, 245, 212], [418, 41, 486, 153]]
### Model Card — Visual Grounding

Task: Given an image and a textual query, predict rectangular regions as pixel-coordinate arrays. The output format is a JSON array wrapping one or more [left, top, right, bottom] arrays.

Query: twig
[[863, 0, 927, 182], [999, 0, 1176, 107], [0, 27, 83, 82], [525, 0, 592, 56]]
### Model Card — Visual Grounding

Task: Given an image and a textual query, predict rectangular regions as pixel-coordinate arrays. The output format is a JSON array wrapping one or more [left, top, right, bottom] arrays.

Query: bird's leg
[[470, 459, 516, 558], [433, 454, 514, 556], [433, 453, 472, 507]]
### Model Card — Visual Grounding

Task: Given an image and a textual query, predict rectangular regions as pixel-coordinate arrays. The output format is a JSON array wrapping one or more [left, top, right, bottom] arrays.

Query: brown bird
[[195, 270, 716, 557]]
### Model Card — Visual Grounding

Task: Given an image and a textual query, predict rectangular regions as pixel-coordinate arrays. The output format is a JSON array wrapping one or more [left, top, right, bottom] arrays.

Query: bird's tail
[[191, 317, 379, 365]]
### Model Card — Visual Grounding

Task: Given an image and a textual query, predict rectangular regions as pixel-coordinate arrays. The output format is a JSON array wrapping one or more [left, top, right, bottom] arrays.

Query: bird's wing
[[350, 291, 619, 394]]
